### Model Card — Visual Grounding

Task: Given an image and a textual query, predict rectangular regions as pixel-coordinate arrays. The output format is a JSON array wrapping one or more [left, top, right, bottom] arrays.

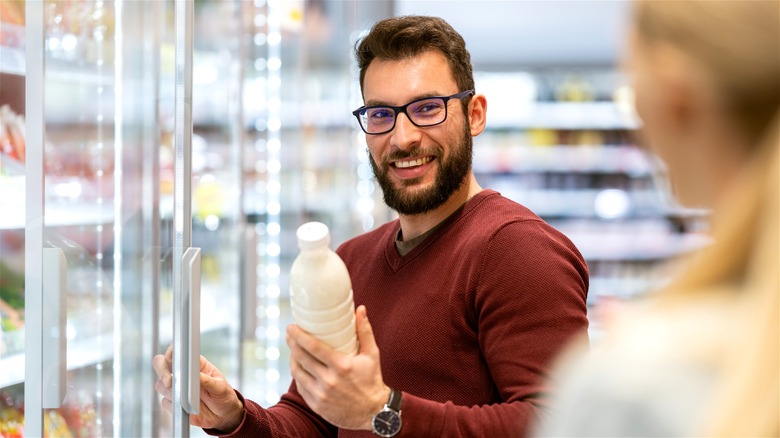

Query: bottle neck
[[300, 245, 329, 258]]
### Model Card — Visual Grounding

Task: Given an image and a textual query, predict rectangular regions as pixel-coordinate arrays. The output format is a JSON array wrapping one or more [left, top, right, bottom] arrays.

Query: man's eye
[[413, 101, 443, 114], [368, 108, 393, 120]]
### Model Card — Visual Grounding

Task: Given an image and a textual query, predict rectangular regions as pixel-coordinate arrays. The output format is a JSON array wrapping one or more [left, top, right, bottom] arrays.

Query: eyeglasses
[[352, 90, 474, 135]]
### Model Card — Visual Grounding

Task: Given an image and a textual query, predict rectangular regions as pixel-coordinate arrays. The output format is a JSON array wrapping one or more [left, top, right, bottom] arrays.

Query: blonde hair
[[634, 0, 780, 144], [634, 1, 780, 435]]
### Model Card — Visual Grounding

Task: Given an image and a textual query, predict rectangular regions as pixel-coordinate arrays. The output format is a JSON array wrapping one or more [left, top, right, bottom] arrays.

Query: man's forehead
[[362, 52, 457, 103]]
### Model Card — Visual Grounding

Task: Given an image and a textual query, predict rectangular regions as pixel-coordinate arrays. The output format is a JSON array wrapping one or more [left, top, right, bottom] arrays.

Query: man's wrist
[[365, 385, 392, 430], [219, 396, 245, 434], [376, 385, 392, 412], [371, 387, 402, 437]]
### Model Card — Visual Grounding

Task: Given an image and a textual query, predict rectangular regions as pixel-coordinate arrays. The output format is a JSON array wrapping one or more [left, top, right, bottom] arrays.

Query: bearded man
[[155, 15, 589, 438]]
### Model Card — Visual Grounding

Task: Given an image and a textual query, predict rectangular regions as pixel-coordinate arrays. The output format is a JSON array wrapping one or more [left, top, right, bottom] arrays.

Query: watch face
[[373, 409, 401, 437]]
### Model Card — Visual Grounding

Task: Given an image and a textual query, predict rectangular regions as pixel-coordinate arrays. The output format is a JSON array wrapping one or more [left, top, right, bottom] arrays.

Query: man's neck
[[398, 173, 483, 241]]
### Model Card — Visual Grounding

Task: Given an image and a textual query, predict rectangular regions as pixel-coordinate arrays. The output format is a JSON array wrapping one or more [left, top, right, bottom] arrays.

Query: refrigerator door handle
[[181, 247, 202, 414], [42, 247, 68, 409]]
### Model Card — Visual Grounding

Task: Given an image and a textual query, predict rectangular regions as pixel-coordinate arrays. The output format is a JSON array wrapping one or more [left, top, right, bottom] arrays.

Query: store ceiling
[[393, 0, 632, 69]]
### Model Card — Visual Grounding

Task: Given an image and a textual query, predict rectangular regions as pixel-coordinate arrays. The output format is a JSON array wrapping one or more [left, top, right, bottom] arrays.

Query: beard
[[369, 121, 473, 216]]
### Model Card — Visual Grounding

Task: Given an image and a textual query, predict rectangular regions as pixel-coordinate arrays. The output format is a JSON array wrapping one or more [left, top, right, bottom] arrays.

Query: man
[[154, 15, 588, 437]]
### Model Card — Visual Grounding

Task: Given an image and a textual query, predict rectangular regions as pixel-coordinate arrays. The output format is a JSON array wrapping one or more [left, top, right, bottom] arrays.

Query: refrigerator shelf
[[486, 102, 640, 130], [0, 45, 24, 76], [0, 308, 234, 388], [472, 144, 654, 175], [0, 202, 115, 230]]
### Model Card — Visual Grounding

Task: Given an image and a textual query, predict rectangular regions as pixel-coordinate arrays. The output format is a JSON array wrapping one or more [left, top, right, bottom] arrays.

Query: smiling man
[[153, 15, 589, 438]]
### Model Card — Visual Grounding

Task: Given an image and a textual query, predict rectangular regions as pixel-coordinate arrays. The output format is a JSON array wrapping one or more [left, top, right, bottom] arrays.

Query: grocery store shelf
[[473, 144, 653, 175], [497, 188, 664, 218], [570, 231, 711, 261], [588, 276, 662, 303], [488, 102, 640, 130], [0, 44, 118, 84]]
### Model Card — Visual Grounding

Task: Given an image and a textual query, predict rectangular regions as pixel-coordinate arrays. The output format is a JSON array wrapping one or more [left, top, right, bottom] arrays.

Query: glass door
[[0, 1, 185, 436]]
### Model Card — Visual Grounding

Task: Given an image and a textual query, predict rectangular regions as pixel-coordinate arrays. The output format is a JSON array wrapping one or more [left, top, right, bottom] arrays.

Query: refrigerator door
[[14, 1, 174, 436]]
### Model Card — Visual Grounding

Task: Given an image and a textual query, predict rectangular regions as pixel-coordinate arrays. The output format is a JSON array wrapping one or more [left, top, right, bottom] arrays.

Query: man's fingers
[[155, 379, 172, 398], [287, 325, 330, 369], [160, 396, 173, 414], [356, 305, 378, 356], [293, 372, 320, 410], [152, 354, 172, 382]]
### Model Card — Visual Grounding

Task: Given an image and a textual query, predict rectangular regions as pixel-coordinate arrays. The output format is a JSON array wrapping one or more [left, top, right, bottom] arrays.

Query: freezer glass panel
[[1, 1, 171, 436]]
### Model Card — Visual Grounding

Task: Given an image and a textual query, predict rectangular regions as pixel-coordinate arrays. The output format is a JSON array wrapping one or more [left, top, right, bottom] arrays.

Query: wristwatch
[[371, 387, 402, 437]]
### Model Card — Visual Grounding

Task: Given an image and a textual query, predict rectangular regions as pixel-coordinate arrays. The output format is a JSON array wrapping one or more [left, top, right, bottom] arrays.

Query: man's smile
[[391, 156, 433, 169], [389, 155, 436, 179]]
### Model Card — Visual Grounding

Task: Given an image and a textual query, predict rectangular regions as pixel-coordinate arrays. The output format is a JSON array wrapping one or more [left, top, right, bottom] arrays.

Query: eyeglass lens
[[361, 97, 447, 134]]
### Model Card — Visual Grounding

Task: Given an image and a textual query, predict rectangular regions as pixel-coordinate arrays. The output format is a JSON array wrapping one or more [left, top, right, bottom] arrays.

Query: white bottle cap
[[297, 221, 330, 250]]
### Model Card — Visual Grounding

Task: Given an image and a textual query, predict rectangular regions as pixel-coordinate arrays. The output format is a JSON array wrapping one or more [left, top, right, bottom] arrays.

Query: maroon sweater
[[214, 190, 589, 437]]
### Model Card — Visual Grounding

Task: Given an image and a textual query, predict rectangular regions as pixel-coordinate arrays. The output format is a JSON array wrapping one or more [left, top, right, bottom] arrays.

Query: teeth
[[394, 157, 432, 168]]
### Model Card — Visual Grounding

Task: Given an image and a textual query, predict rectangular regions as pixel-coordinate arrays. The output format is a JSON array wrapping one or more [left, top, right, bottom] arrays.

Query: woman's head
[[628, 3, 779, 435], [627, 0, 780, 206]]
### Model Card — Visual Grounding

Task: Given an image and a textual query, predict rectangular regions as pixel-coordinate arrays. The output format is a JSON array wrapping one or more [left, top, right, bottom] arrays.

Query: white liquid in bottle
[[289, 222, 357, 354]]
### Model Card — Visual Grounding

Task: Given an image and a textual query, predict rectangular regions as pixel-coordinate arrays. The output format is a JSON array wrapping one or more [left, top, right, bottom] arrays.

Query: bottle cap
[[297, 222, 330, 250]]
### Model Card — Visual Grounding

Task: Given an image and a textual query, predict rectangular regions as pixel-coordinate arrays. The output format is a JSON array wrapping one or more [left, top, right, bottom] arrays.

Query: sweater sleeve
[[396, 220, 589, 437], [204, 382, 338, 437]]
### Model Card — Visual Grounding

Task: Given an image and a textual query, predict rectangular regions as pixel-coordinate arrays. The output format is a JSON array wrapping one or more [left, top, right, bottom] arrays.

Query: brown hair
[[354, 15, 475, 97]]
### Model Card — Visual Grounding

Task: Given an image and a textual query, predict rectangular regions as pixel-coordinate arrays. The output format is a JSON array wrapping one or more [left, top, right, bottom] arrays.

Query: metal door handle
[[42, 247, 67, 409], [181, 247, 201, 414]]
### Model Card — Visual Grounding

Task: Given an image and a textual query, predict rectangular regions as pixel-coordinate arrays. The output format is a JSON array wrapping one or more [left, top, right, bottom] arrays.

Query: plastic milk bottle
[[289, 222, 357, 354]]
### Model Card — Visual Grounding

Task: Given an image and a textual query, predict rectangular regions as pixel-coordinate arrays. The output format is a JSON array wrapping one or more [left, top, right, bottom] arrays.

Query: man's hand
[[152, 346, 245, 433], [287, 305, 391, 430]]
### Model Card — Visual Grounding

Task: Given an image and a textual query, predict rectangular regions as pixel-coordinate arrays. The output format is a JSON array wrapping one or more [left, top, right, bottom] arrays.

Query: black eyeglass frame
[[352, 89, 475, 135]]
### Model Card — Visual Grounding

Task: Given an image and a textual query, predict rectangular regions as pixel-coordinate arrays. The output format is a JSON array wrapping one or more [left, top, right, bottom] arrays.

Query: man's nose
[[390, 112, 422, 150]]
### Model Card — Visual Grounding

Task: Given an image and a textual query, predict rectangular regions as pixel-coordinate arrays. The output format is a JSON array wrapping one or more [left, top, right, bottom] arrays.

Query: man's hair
[[354, 15, 475, 97]]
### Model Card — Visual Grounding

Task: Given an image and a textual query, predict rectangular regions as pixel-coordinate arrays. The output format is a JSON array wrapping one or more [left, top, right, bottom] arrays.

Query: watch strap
[[387, 388, 402, 412]]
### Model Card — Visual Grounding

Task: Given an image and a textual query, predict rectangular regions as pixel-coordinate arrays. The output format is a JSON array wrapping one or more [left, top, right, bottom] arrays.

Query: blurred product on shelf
[[0, 260, 24, 356], [0, 106, 25, 165], [0, 0, 24, 26], [0, 387, 100, 437], [554, 74, 596, 102], [59, 390, 99, 437], [42, 0, 115, 64], [44, 410, 73, 438], [0, 21, 24, 50], [0, 390, 23, 438]]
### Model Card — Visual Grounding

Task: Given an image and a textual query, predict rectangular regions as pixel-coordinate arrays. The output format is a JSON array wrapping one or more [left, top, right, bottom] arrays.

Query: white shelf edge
[[486, 101, 641, 130], [0, 202, 116, 230], [0, 45, 25, 76]]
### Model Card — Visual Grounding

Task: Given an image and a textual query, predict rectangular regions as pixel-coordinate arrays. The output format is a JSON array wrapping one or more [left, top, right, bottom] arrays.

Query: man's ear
[[468, 94, 487, 137]]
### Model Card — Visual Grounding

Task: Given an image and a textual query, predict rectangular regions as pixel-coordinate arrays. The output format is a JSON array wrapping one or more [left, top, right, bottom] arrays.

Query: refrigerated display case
[[0, 0, 240, 436], [1, 1, 172, 436]]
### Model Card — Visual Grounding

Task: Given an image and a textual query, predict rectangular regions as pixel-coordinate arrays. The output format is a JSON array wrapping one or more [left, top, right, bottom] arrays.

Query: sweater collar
[[384, 189, 497, 271]]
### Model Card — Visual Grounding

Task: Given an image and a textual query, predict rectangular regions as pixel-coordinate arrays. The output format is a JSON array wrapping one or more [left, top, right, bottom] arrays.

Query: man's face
[[362, 50, 473, 216]]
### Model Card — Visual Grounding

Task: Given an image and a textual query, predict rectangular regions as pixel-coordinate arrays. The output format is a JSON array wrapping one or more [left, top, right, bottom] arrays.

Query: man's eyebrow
[[364, 92, 445, 108]]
